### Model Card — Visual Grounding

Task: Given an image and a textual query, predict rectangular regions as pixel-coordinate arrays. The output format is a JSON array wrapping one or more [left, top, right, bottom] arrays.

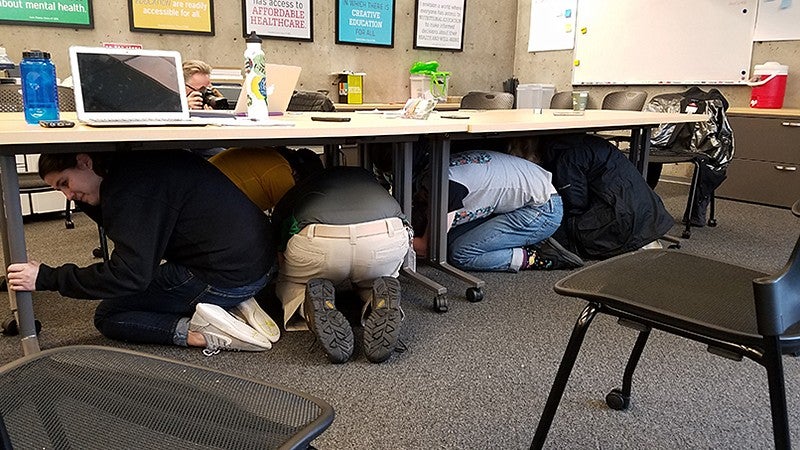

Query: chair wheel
[[1, 316, 42, 336], [667, 242, 681, 249], [707, 218, 717, 227], [65, 220, 75, 229], [606, 388, 630, 411], [434, 294, 448, 313], [466, 287, 484, 303], [92, 247, 105, 258], [681, 230, 691, 239]]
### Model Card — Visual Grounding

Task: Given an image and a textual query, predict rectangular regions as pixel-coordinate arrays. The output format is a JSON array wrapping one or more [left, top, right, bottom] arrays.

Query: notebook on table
[[67, 46, 296, 127]]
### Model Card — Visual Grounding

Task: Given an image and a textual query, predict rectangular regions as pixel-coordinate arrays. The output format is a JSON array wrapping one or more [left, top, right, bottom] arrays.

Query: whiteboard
[[572, 0, 757, 85], [754, 0, 800, 41]]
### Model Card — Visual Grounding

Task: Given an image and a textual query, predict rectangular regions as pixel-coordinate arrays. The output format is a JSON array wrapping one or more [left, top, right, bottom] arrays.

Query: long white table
[[0, 109, 703, 355], [0, 111, 469, 355]]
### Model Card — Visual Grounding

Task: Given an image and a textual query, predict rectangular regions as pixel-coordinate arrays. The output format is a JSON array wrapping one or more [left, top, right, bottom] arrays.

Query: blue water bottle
[[20, 50, 59, 124]]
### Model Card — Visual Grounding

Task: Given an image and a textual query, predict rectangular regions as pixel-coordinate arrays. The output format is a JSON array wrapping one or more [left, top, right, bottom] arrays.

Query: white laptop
[[193, 63, 302, 118], [68, 46, 297, 127], [69, 46, 201, 126]]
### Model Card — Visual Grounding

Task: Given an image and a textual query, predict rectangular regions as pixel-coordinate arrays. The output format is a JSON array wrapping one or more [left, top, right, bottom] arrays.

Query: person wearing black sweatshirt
[[6, 150, 280, 355]]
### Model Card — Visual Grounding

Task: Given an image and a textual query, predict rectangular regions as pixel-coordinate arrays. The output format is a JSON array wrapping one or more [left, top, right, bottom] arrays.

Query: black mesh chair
[[531, 200, 800, 450], [549, 91, 573, 109], [0, 346, 334, 449], [460, 91, 514, 110]]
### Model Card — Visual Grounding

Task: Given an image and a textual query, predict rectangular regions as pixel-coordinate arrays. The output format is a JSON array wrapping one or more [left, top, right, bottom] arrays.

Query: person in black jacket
[[6, 151, 280, 355], [512, 134, 674, 259]]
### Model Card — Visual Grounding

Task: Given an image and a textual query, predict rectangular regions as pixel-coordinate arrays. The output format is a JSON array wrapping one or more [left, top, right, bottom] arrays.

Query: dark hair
[[38, 152, 111, 180], [276, 147, 324, 183]]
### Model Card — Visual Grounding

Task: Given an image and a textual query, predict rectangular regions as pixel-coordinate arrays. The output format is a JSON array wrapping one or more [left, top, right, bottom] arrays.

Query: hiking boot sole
[[305, 278, 353, 364], [364, 277, 402, 363]]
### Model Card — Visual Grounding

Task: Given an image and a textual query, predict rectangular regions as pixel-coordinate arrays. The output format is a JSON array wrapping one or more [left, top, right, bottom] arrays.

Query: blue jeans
[[447, 195, 563, 272], [93, 262, 268, 346]]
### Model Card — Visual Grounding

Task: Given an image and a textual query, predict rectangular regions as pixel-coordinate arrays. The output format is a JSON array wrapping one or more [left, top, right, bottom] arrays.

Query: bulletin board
[[572, 0, 758, 85]]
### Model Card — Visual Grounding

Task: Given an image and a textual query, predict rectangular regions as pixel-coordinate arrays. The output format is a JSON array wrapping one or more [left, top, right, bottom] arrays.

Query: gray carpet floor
[[1, 182, 798, 449]]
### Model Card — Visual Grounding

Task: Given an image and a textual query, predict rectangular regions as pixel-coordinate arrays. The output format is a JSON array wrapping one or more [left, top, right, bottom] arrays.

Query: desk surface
[[464, 109, 702, 133], [727, 107, 800, 119], [0, 112, 468, 153], [0, 109, 703, 152]]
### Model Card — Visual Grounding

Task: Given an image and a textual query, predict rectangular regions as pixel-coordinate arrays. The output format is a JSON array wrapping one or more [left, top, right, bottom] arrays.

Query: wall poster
[[336, 0, 395, 47], [0, 0, 93, 28], [128, 0, 214, 35], [242, 0, 313, 41], [414, 0, 465, 51]]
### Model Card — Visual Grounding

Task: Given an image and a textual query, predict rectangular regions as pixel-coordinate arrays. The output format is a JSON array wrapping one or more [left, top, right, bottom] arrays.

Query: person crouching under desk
[[271, 166, 410, 364]]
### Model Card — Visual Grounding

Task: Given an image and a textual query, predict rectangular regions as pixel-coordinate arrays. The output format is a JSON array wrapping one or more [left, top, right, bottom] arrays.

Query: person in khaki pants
[[271, 166, 410, 364]]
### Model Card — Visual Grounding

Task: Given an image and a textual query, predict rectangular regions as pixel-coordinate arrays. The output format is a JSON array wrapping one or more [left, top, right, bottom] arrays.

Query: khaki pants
[[276, 217, 409, 331]]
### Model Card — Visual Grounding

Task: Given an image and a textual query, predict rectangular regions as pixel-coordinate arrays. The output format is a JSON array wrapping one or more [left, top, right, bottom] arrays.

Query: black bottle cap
[[23, 50, 50, 59], [245, 31, 262, 43]]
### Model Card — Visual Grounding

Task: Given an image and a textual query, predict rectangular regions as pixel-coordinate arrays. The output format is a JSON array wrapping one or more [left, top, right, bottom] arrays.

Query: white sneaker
[[190, 303, 272, 356], [230, 298, 281, 343], [641, 240, 663, 250]]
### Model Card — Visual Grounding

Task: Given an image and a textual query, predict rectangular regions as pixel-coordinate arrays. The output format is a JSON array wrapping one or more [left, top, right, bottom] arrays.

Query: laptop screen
[[69, 46, 190, 122]]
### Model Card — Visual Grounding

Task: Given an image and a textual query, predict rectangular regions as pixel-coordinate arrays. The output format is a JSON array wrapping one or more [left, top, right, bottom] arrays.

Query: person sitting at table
[[411, 150, 584, 272], [183, 59, 228, 158], [510, 134, 674, 259], [271, 166, 410, 364], [5, 150, 280, 356], [183, 59, 228, 111]]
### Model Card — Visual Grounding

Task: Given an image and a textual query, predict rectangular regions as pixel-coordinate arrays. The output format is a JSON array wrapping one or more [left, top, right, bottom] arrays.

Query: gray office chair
[[0, 345, 334, 449], [532, 199, 800, 450], [601, 90, 648, 111], [460, 91, 514, 110], [288, 90, 335, 112], [0, 84, 75, 228], [549, 91, 573, 109]]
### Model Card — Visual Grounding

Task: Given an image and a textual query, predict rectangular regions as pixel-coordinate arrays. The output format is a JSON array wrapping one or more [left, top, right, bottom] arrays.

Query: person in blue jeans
[[412, 150, 583, 272], [6, 150, 280, 356]]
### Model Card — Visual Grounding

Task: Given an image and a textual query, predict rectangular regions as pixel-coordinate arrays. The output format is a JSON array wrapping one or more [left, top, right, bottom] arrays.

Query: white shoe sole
[[192, 303, 272, 349], [232, 298, 281, 343]]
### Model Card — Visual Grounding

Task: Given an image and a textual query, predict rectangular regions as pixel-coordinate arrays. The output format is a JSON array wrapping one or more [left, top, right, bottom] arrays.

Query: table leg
[[428, 138, 485, 299], [392, 143, 448, 309], [629, 126, 652, 179], [0, 155, 40, 355]]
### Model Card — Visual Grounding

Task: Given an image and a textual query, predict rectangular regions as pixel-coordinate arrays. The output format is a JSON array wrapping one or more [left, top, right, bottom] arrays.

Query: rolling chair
[[549, 91, 573, 109], [645, 89, 731, 239], [460, 91, 514, 110], [531, 199, 800, 449], [601, 90, 648, 111], [0, 345, 334, 449], [287, 90, 335, 112], [287, 90, 338, 166], [0, 84, 76, 229]]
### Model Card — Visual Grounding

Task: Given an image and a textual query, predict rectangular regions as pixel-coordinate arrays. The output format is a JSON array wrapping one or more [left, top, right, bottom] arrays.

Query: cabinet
[[716, 108, 800, 208], [15, 154, 65, 216]]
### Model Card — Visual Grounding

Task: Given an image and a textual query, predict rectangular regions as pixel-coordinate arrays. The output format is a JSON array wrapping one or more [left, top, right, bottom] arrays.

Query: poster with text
[[414, 0, 465, 51], [336, 0, 394, 47], [0, 0, 93, 28], [128, 0, 214, 35], [242, 0, 312, 41]]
